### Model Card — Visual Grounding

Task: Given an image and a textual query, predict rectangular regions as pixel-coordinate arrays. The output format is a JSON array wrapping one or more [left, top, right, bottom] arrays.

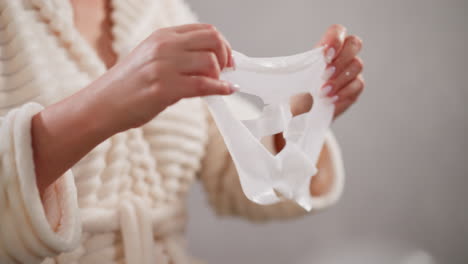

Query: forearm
[[32, 81, 116, 196]]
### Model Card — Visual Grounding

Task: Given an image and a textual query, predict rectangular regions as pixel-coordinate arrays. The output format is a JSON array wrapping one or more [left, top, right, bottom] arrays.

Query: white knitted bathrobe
[[0, 0, 345, 263]]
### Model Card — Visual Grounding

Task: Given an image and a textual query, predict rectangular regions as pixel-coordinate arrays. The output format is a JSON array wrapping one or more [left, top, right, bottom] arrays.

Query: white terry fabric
[[0, 0, 345, 263], [0, 103, 81, 263]]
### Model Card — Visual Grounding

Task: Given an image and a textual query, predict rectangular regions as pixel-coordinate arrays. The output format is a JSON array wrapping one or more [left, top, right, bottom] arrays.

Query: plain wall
[[185, 1, 468, 263]]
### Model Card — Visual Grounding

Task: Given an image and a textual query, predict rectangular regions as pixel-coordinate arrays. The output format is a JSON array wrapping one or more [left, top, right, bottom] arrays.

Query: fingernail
[[321, 85, 332, 97], [322, 66, 336, 81], [330, 95, 339, 103], [228, 83, 240, 93], [231, 55, 236, 70], [325, 48, 336, 63]]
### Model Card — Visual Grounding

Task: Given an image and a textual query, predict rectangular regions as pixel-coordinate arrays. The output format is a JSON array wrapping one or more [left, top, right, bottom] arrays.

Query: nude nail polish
[[321, 85, 332, 96], [231, 55, 236, 70], [325, 48, 336, 64], [229, 83, 240, 93], [330, 95, 339, 103], [322, 66, 336, 81]]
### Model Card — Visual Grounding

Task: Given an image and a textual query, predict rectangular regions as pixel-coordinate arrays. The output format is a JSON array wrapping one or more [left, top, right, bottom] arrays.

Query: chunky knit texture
[[0, 0, 345, 263]]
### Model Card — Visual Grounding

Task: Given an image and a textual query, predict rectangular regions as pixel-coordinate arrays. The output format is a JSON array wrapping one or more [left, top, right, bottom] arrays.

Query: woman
[[0, 0, 364, 263]]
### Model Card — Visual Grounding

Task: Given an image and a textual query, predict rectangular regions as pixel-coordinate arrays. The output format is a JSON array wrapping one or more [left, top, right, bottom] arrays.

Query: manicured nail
[[322, 66, 336, 80], [321, 85, 332, 96], [330, 95, 339, 103], [325, 48, 336, 64], [229, 83, 240, 93], [231, 55, 236, 70]]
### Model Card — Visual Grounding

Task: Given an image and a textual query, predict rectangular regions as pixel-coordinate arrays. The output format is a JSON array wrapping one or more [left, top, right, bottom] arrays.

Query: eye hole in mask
[[223, 91, 266, 120], [204, 47, 334, 210]]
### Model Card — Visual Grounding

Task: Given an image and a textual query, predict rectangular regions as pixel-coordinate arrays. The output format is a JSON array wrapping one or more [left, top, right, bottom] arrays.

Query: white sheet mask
[[203, 47, 334, 211]]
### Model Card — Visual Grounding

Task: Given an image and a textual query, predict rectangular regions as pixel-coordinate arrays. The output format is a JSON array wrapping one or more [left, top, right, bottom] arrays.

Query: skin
[[33, 0, 364, 205]]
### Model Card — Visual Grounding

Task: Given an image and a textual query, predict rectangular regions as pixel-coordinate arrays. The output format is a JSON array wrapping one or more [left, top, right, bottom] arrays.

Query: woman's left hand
[[319, 24, 364, 119], [290, 24, 364, 119], [285, 25, 364, 197]]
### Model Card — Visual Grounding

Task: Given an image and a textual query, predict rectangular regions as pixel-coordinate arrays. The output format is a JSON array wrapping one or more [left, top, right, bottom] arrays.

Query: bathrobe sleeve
[[0, 103, 81, 263]]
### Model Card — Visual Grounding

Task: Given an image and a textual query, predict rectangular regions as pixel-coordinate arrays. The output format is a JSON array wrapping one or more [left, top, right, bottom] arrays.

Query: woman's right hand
[[32, 23, 235, 195], [94, 23, 236, 133]]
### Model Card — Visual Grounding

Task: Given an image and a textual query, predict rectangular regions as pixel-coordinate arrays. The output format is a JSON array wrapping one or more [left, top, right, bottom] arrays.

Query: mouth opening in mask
[[222, 90, 316, 156]]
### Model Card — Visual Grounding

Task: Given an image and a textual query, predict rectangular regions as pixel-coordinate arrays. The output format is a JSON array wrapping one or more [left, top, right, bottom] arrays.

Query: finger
[[219, 33, 234, 68], [181, 75, 236, 98], [316, 24, 347, 63], [325, 57, 363, 96], [333, 98, 353, 119], [332, 35, 363, 77], [182, 29, 230, 70], [335, 75, 365, 101], [171, 23, 214, 34], [176, 51, 221, 79]]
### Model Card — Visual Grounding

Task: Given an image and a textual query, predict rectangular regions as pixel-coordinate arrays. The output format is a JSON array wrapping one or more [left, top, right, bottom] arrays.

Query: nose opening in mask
[[289, 92, 314, 116]]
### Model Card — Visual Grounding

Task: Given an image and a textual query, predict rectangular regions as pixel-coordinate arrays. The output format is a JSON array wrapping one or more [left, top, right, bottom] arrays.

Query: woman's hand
[[33, 23, 235, 195], [98, 23, 236, 132], [286, 25, 364, 197], [318, 24, 364, 119], [290, 24, 364, 119]]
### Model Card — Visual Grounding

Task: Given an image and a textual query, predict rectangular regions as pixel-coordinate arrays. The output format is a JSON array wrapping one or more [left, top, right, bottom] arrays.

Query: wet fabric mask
[[203, 47, 334, 211]]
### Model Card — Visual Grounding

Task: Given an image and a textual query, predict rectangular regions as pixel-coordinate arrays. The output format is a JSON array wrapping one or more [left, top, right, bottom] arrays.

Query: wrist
[[80, 78, 124, 136]]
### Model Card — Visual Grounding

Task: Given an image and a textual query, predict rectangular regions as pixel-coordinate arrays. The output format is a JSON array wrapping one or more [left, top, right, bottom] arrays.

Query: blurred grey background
[[185, 0, 468, 263]]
